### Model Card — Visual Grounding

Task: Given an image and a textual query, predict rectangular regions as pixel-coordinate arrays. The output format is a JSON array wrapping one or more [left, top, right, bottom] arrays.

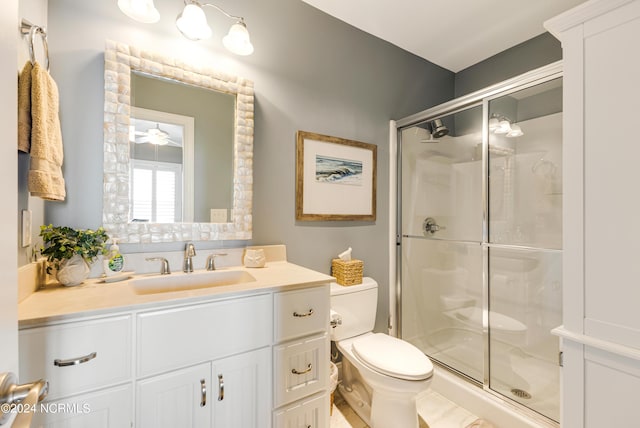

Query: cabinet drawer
[[19, 315, 132, 401], [32, 383, 133, 427], [274, 333, 329, 407], [273, 392, 329, 428], [274, 285, 329, 343], [137, 294, 272, 377]]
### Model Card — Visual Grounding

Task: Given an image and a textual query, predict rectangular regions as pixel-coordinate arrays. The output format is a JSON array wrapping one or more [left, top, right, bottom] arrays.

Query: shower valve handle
[[423, 217, 446, 235]]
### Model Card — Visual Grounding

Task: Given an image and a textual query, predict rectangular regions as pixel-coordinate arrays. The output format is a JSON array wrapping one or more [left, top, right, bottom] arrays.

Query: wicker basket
[[331, 259, 363, 286]]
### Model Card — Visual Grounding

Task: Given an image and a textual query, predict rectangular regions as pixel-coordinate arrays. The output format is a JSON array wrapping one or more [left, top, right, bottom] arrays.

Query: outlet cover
[[210, 209, 228, 223], [22, 209, 32, 247]]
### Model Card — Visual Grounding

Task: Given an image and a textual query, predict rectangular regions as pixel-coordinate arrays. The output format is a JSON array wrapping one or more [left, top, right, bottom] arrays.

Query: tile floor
[[330, 389, 492, 428]]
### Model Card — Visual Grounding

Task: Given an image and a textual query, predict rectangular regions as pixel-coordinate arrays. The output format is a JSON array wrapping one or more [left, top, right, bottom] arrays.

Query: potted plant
[[39, 224, 109, 286]]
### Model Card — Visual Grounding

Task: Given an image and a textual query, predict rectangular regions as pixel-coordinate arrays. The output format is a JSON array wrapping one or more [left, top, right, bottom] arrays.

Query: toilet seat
[[351, 333, 433, 381]]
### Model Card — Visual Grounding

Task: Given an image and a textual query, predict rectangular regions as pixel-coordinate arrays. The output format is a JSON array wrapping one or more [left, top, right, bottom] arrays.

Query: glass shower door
[[400, 105, 485, 382], [487, 78, 563, 421], [399, 71, 563, 423]]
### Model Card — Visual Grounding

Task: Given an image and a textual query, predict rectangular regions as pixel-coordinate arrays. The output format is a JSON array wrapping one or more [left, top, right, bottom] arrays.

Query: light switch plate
[[210, 209, 228, 223], [22, 209, 32, 247]]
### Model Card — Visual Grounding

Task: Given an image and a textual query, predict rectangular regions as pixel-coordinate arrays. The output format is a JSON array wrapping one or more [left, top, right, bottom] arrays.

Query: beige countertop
[[19, 261, 333, 327]]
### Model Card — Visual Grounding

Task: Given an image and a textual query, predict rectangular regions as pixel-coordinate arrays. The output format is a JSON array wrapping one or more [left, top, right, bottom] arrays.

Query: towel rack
[[20, 19, 49, 71]]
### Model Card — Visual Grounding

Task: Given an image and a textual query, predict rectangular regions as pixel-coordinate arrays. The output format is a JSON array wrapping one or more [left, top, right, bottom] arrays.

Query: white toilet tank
[[330, 277, 378, 341]]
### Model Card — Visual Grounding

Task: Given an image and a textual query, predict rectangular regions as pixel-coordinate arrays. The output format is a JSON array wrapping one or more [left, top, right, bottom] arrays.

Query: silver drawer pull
[[200, 379, 206, 407], [291, 363, 312, 375], [218, 374, 224, 401], [53, 352, 97, 367], [293, 309, 314, 318]]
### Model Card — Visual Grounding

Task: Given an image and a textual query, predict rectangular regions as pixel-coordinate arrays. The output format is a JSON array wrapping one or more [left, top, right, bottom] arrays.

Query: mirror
[[103, 40, 254, 243]]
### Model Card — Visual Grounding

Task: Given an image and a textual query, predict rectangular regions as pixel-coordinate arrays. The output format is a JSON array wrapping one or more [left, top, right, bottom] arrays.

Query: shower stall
[[395, 63, 562, 423]]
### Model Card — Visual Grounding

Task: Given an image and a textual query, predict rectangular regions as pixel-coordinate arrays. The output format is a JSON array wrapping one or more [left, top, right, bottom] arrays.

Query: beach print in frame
[[296, 130, 376, 221]]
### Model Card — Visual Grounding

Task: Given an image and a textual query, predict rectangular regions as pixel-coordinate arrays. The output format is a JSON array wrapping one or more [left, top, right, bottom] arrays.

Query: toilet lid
[[352, 333, 433, 381]]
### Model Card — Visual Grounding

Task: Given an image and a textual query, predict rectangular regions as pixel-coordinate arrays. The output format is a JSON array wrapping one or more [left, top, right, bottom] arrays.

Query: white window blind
[[131, 160, 182, 223]]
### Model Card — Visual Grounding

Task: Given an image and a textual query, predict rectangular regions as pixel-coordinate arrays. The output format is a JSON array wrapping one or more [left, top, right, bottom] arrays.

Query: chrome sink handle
[[146, 257, 171, 275], [206, 253, 228, 271]]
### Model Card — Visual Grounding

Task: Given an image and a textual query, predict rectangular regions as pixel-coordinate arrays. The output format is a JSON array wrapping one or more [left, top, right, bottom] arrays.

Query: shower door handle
[[423, 217, 446, 235]]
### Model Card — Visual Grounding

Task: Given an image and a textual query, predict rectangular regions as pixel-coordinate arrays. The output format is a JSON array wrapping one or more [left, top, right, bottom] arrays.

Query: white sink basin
[[129, 270, 257, 295]]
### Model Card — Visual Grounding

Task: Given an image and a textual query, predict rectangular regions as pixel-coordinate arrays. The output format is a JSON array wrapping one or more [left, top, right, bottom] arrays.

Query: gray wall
[[454, 33, 562, 97], [42, 0, 453, 331]]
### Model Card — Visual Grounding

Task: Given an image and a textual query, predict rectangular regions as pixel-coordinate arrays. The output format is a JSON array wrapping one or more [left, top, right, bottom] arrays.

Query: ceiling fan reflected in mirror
[[129, 118, 184, 147]]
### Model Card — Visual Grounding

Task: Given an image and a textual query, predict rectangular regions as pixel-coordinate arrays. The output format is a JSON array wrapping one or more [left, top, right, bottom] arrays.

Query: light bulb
[[495, 119, 511, 135], [506, 124, 524, 138], [118, 0, 160, 24], [223, 21, 254, 55], [488, 117, 499, 132], [176, 3, 212, 41]]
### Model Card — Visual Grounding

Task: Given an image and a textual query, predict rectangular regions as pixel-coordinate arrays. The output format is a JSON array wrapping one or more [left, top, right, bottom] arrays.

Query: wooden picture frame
[[296, 131, 377, 221]]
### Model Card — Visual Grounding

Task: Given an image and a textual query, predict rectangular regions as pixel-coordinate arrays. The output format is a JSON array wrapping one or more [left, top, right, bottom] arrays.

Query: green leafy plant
[[39, 225, 109, 272]]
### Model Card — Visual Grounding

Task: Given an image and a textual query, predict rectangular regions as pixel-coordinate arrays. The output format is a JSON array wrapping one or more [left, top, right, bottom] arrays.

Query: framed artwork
[[296, 131, 377, 221]]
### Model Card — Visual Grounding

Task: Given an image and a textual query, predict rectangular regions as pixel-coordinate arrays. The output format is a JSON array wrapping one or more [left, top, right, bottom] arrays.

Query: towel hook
[[20, 19, 49, 72]]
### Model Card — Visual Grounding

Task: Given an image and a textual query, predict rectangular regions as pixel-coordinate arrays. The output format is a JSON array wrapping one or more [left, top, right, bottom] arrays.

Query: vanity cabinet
[[19, 281, 331, 428], [273, 285, 330, 427], [136, 294, 272, 427], [136, 348, 271, 428]]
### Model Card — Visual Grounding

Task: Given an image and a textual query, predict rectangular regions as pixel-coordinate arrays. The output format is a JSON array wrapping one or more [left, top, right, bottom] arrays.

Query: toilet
[[330, 277, 433, 428]]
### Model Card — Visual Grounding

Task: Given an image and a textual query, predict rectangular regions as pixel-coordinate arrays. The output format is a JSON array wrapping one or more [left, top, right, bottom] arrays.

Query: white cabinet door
[[137, 363, 211, 428], [212, 347, 271, 428], [31, 384, 133, 428]]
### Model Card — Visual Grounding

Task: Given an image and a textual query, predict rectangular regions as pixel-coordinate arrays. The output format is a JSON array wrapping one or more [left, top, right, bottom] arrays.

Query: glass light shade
[[494, 119, 511, 134], [488, 117, 499, 131], [176, 4, 212, 41], [118, 0, 160, 24], [222, 22, 254, 55], [506, 124, 524, 138]]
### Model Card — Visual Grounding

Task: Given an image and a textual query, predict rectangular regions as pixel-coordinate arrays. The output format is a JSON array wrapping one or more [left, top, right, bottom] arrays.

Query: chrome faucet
[[183, 242, 196, 273], [205, 253, 228, 271], [146, 257, 171, 275]]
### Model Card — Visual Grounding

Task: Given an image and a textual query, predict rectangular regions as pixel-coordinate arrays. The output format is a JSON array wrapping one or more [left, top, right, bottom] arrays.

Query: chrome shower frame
[[393, 61, 563, 424]]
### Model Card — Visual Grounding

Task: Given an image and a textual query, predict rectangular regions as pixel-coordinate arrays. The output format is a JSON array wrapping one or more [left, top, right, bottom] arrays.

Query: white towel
[[27, 61, 66, 201]]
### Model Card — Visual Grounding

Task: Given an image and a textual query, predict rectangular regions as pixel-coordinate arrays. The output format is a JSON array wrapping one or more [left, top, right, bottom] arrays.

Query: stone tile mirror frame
[[103, 40, 254, 243]]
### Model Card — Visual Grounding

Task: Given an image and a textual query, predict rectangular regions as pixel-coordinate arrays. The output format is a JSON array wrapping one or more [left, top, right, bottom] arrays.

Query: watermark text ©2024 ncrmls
[[1, 402, 91, 415]]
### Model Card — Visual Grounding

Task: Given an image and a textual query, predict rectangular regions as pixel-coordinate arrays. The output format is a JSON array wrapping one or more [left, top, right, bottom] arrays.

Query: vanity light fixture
[[176, 0, 254, 55], [488, 114, 524, 138], [118, 0, 254, 55], [118, 0, 160, 24]]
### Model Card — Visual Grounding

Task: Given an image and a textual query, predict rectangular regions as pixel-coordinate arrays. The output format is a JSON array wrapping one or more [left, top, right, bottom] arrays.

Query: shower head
[[430, 119, 449, 138]]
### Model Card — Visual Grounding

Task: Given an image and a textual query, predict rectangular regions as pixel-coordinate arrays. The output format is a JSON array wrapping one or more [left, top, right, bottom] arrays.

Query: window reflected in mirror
[[129, 110, 188, 223], [130, 72, 235, 224]]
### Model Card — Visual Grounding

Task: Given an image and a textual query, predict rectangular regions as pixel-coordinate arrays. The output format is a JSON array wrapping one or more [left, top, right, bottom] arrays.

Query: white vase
[[56, 254, 90, 286]]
